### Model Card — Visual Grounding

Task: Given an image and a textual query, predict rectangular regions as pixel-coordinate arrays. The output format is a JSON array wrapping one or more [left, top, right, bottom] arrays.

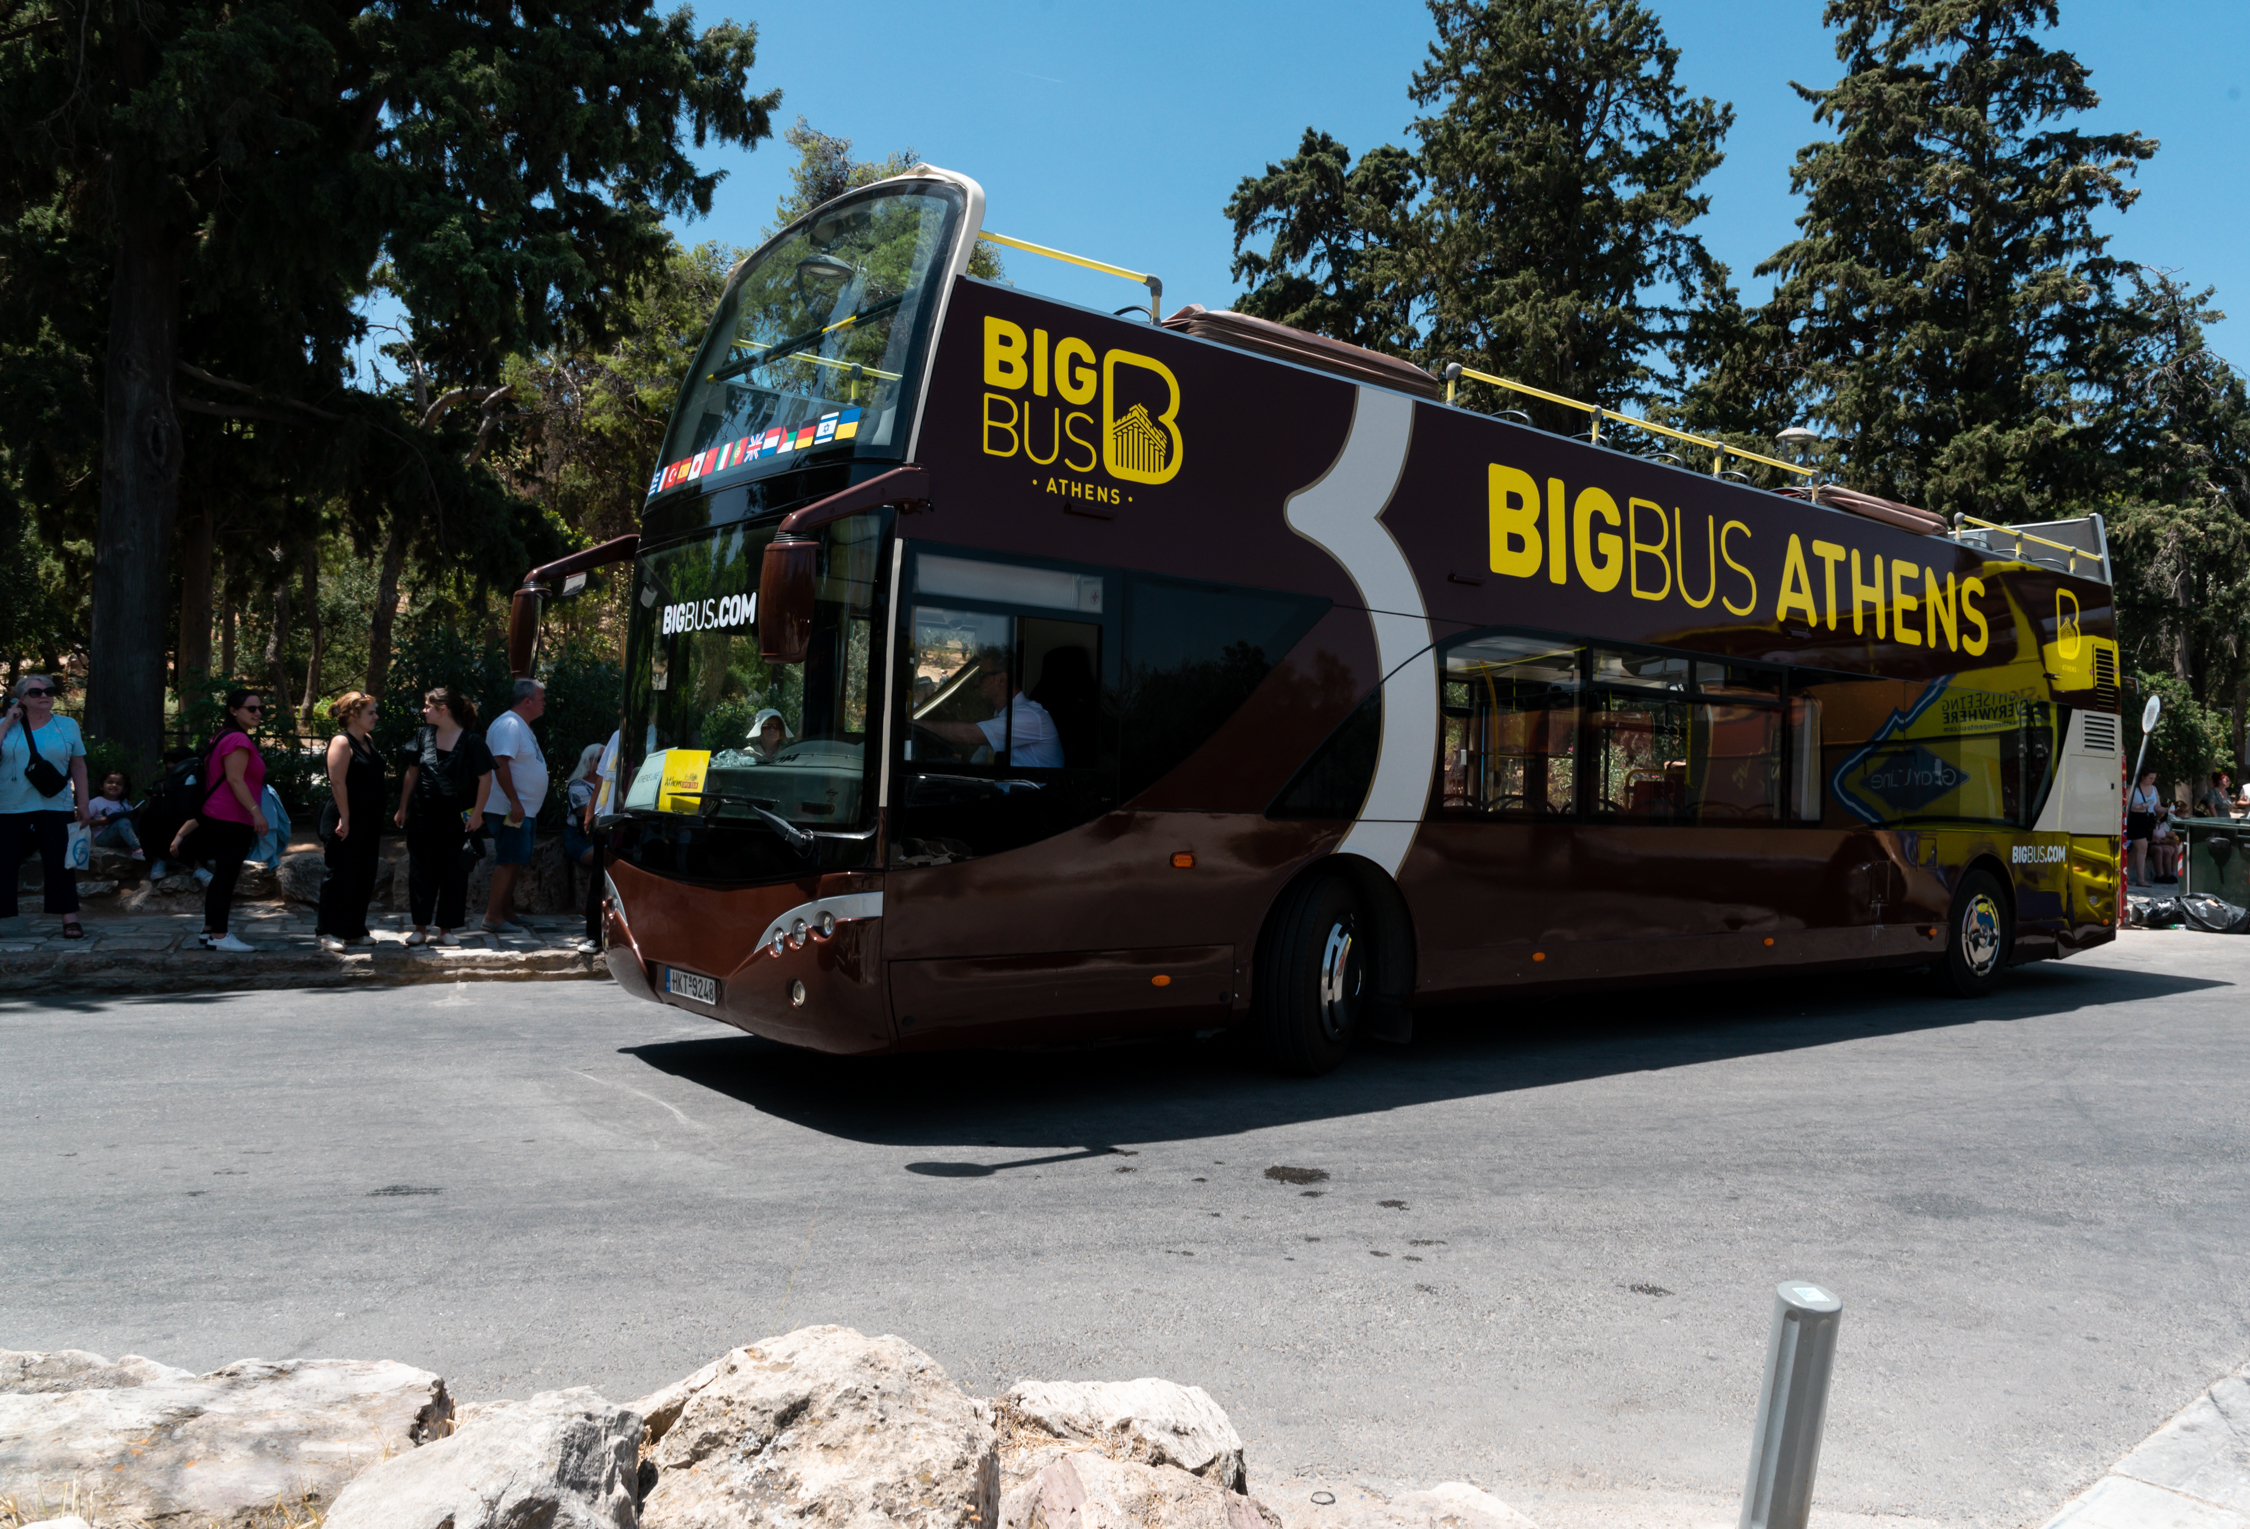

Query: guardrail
[[1443, 364, 1817, 481], [980, 231, 1163, 322]]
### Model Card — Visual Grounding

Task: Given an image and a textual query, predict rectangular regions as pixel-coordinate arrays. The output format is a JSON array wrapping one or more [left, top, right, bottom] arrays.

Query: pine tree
[[1226, 129, 1419, 352], [1408, 0, 1731, 425], [0, 0, 780, 765], [2100, 271, 2250, 745], [769, 119, 1003, 279], [1757, 0, 2155, 521]]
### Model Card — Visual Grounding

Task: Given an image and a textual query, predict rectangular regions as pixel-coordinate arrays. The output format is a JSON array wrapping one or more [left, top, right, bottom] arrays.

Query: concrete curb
[[2044, 1368, 2250, 1529], [3, 944, 610, 994]]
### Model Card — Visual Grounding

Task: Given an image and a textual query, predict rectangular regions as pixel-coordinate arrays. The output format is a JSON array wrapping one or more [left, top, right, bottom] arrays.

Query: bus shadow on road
[[620, 957, 2228, 1154]]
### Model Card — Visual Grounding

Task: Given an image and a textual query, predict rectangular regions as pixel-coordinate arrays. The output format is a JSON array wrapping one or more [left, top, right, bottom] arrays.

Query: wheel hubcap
[[1317, 920, 1362, 1040], [1961, 893, 2003, 976]]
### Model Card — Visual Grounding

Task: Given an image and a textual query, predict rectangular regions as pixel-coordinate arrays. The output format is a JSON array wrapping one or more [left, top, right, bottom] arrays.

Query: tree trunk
[[219, 545, 237, 681], [265, 552, 292, 710], [178, 512, 215, 686], [298, 538, 324, 726], [367, 514, 409, 698], [87, 198, 184, 771]]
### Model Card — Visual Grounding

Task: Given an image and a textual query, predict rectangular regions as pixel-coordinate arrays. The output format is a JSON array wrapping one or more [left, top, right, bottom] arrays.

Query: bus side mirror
[[759, 536, 817, 664]]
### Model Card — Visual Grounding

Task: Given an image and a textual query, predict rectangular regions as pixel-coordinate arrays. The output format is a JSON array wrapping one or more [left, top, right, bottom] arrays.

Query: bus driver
[[922, 647, 1064, 768]]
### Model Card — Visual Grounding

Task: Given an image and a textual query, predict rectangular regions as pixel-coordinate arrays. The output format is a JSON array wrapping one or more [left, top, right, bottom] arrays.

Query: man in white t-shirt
[[481, 678, 549, 935], [922, 647, 1064, 769]]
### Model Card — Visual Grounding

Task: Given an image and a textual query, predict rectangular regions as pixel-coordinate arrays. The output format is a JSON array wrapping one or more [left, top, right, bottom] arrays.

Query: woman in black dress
[[315, 691, 387, 951], [390, 686, 493, 947]]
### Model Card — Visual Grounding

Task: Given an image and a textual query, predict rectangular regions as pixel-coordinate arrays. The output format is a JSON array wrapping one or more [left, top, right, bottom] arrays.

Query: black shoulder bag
[[20, 724, 68, 799]]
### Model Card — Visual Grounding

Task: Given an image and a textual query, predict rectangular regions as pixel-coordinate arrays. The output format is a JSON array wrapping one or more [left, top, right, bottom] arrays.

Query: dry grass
[[0, 1480, 329, 1529]]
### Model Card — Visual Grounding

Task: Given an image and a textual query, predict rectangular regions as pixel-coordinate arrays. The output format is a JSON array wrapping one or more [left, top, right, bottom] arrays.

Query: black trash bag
[[2132, 896, 2186, 929], [2180, 894, 2250, 934]]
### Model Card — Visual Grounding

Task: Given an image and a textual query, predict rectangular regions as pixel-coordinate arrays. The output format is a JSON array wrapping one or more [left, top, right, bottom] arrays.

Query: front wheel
[[1256, 873, 1366, 1075], [1938, 868, 2012, 998]]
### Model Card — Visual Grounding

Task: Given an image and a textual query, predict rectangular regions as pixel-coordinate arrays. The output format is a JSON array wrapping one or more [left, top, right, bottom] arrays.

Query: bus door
[[880, 547, 1235, 1041]]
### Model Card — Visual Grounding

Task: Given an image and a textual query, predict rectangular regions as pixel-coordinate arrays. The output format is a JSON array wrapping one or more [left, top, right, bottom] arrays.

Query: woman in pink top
[[189, 689, 268, 952]]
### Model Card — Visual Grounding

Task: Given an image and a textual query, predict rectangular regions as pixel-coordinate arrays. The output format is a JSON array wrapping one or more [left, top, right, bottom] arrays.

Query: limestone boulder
[[0, 1349, 451, 1525], [999, 1378, 1248, 1492], [638, 1324, 998, 1529], [278, 848, 327, 905], [236, 861, 278, 899], [999, 1453, 1281, 1529], [324, 1387, 641, 1529], [87, 846, 143, 884]]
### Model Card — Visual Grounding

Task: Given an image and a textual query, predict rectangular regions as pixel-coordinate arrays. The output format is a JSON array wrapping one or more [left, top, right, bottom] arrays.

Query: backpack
[[137, 751, 210, 864]]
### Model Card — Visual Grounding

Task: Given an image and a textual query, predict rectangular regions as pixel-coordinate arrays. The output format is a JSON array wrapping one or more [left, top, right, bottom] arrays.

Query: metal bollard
[[1738, 1281, 1843, 1529]]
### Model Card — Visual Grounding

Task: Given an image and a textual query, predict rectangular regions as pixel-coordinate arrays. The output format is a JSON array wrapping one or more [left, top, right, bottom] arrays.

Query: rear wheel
[[1256, 873, 1366, 1075], [1939, 868, 2012, 998]]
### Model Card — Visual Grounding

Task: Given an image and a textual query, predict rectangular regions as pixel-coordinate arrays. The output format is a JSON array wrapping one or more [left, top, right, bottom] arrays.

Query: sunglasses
[[239, 703, 265, 714], [20, 688, 54, 699]]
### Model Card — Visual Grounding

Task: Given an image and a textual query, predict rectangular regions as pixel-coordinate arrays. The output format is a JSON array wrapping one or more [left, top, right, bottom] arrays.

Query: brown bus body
[[601, 269, 2121, 1056]]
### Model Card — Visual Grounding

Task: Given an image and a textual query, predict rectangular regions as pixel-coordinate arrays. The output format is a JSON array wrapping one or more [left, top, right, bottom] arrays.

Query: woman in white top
[[0, 673, 92, 937], [2126, 770, 2163, 887]]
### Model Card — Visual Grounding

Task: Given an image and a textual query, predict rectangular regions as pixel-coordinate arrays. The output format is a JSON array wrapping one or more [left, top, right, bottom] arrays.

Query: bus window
[[1439, 634, 1581, 817], [1687, 701, 1781, 822], [895, 552, 1115, 863], [1588, 649, 1690, 821], [1119, 577, 1329, 802]]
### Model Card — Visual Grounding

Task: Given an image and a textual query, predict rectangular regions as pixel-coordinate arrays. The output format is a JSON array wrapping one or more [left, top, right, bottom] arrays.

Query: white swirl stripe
[[1283, 388, 1432, 877]]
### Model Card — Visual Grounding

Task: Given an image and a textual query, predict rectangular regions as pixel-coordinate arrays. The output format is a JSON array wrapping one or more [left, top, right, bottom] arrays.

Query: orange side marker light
[[1531, 951, 1545, 962], [1171, 852, 1195, 868], [1151, 974, 1172, 987], [1763, 937, 1775, 947]]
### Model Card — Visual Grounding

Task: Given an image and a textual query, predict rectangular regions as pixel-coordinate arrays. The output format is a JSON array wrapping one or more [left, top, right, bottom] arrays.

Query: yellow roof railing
[[1444, 364, 1817, 481], [1952, 513, 2103, 574], [981, 231, 1163, 322]]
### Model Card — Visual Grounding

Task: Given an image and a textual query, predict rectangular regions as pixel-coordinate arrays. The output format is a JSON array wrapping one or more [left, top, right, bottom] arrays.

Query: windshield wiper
[[707, 294, 905, 385], [671, 790, 816, 854]]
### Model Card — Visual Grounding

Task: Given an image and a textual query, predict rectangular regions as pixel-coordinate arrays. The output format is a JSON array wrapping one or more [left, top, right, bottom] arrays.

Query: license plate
[[665, 967, 719, 1005]]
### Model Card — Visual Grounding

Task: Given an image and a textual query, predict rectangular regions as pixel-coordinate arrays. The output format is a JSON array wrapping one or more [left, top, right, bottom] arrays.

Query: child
[[87, 771, 144, 858]]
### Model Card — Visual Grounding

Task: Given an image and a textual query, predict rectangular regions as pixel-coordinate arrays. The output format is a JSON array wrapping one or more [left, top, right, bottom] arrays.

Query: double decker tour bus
[[510, 164, 2123, 1074]]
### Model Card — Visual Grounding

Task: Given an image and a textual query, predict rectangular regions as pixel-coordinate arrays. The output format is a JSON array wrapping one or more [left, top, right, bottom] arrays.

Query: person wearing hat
[[747, 708, 793, 762], [919, 647, 1063, 769]]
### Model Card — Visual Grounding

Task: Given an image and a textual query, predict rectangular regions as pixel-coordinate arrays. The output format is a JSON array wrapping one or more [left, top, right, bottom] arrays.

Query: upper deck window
[[650, 183, 963, 498]]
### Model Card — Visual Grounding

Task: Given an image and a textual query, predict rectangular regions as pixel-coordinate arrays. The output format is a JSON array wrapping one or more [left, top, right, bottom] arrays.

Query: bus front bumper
[[602, 860, 893, 1054]]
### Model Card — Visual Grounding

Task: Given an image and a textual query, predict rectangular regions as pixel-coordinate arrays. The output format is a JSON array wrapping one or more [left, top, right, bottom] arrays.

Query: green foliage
[[1751, 0, 2156, 522], [772, 118, 1004, 280], [1225, 0, 1730, 427], [0, 0, 783, 750], [504, 239, 741, 550], [2099, 271, 2250, 710], [1408, 0, 1731, 419], [1227, 132, 1419, 351], [2129, 672, 2238, 789], [378, 626, 622, 825]]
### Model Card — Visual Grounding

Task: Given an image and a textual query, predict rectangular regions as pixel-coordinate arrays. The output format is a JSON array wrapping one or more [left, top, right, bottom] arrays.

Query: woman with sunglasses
[[186, 689, 269, 952], [0, 673, 92, 938]]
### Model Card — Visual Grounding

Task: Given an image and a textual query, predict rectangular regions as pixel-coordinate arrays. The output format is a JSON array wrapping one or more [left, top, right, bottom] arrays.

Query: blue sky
[[669, 0, 2250, 365]]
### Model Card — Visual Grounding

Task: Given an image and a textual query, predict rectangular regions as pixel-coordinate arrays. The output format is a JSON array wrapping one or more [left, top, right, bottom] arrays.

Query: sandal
[[62, 921, 85, 940]]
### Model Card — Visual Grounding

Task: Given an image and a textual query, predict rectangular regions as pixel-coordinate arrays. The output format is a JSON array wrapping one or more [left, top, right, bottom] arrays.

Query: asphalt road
[[6, 933, 2248, 1528]]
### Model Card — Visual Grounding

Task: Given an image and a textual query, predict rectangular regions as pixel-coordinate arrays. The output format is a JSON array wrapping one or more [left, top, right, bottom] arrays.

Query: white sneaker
[[433, 930, 462, 948], [573, 938, 602, 954], [202, 933, 254, 953], [318, 935, 347, 953], [405, 930, 428, 947]]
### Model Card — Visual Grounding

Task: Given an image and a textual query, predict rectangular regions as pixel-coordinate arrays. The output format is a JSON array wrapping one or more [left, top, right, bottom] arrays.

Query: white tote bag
[[65, 822, 92, 871]]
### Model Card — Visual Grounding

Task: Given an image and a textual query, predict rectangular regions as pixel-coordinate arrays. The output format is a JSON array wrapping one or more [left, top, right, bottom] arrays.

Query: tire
[[1255, 872, 1366, 1075], [1938, 868, 2013, 998]]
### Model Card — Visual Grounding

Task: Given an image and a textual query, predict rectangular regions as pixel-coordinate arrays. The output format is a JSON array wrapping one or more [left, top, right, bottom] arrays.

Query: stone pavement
[[0, 906, 607, 993], [2044, 1363, 2250, 1529]]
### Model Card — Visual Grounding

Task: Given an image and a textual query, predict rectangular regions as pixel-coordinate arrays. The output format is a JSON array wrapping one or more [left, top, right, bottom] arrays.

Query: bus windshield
[[648, 182, 962, 496], [621, 512, 888, 840]]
